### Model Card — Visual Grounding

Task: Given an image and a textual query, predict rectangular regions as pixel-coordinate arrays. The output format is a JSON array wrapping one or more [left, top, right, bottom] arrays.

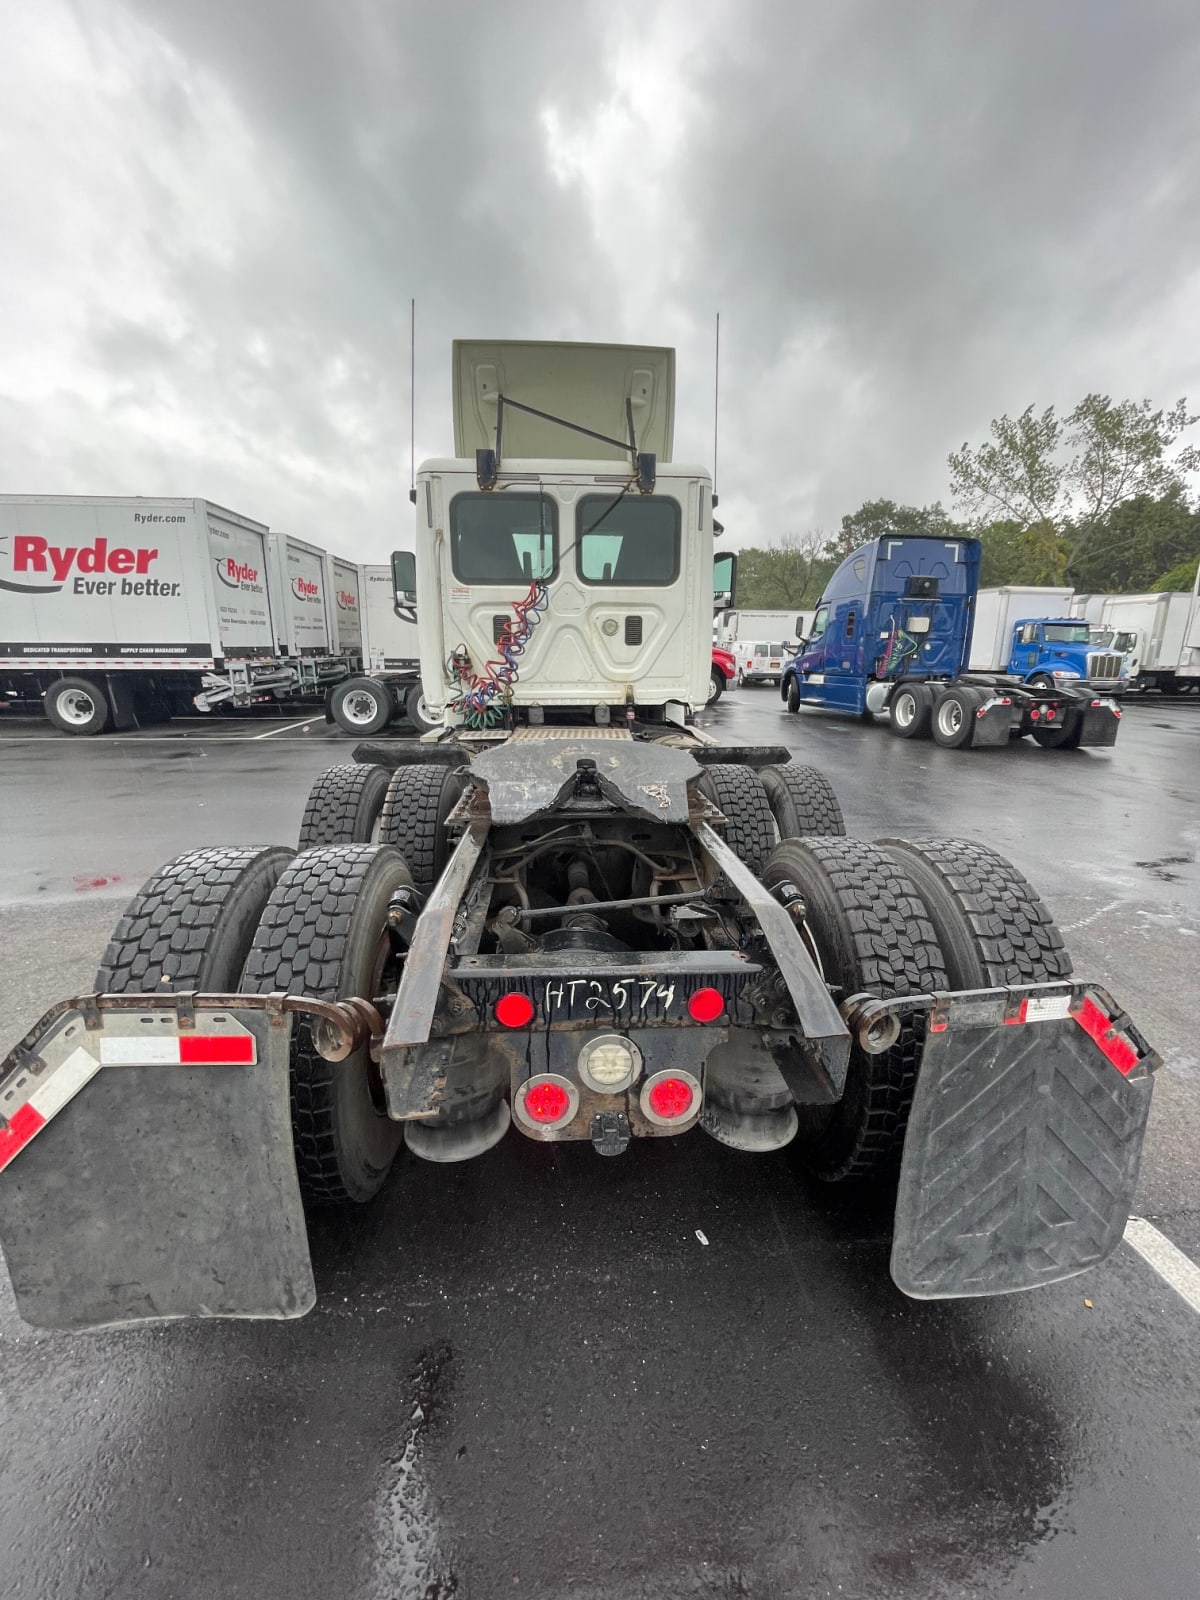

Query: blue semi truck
[[780, 537, 1123, 750]]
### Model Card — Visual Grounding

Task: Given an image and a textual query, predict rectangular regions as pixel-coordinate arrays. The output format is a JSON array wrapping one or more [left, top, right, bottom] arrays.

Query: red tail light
[[495, 992, 535, 1029], [687, 987, 725, 1022], [523, 1080, 573, 1122], [514, 1074, 579, 1131], [640, 1069, 701, 1125]]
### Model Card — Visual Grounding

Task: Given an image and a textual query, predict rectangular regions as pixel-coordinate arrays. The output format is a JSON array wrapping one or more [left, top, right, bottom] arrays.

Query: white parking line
[[250, 716, 325, 740], [1124, 1217, 1200, 1314]]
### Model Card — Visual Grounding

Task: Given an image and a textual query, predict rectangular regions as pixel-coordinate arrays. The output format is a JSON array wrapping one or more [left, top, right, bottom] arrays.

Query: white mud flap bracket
[[890, 983, 1158, 1299], [0, 996, 315, 1330]]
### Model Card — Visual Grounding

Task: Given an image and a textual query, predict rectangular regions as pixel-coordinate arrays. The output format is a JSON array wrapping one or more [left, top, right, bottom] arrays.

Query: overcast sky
[[2, 0, 1199, 561]]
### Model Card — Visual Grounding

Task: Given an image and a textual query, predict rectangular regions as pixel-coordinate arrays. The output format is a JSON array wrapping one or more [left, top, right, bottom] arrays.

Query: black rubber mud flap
[[891, 985, 1156, 1299], [0, 1001, 314, 1331]]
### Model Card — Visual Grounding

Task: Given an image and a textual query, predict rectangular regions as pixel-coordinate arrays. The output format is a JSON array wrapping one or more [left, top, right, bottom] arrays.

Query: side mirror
[[391, 550, 417, 621], [713, 552, 737, 613]]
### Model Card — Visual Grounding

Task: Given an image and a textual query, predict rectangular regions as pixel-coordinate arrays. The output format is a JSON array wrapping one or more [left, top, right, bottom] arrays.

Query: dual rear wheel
[[96, 760, 1071, 1200]]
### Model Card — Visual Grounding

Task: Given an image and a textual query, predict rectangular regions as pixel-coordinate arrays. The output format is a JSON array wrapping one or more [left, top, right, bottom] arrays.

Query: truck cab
[[785, 537, 977, 714], [1007, 618, 1128, 693], [397, 342, 716, 731]]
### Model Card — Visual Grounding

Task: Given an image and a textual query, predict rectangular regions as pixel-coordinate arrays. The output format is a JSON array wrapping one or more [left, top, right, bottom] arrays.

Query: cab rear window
[[576, 496, 680, 585], [450, 494, 557, 585]]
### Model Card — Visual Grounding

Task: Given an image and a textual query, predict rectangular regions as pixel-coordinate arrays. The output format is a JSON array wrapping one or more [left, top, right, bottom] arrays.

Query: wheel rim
[[895, 692, 915, 728], [57, 688, 96, 726], [937, 698, 962, 737], [341, 690, 382, 727]]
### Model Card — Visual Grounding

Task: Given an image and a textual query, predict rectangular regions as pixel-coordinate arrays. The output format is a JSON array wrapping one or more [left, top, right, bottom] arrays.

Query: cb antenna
[[712, 311, 720, 503], [408, 298, 417, 505]]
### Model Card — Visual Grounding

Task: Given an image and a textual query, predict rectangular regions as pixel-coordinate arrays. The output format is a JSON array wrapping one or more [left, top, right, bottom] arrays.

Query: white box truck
[[717, 608, 812, 650], [325, 561, 434, 734], [1100, 589, 1197, 691], [0, 497, 358, 734]]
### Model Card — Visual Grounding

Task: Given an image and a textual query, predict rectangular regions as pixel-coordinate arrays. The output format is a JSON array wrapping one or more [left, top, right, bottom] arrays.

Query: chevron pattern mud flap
[[0, 1000, 315, 1330], [891, 985, 1157, 1299]]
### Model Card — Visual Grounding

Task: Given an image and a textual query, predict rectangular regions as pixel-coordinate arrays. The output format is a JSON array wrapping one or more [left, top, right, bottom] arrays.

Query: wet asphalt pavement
[[1, 695, 1198, 1599]]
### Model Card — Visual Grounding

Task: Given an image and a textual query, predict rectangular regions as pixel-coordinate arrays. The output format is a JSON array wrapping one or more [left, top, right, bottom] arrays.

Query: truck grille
[[1087, 651, 1123, 685]]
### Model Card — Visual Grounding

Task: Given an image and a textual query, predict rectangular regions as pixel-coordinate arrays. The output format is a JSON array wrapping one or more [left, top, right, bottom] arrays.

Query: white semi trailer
[[0, 497, 357, 733]]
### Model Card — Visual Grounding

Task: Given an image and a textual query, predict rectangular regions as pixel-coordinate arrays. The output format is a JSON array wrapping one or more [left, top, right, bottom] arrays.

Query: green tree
[[823, 498, 961, 562], [948, 395, 1200, 583], [1066, 486, 1200, 592], [1153, 554, 1200, 592], [974, 518, 1070, 586], [735, 529, 833, 608]]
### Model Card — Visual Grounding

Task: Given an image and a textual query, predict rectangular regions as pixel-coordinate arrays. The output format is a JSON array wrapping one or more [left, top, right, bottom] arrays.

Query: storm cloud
[[2, 0, 1198, 558]]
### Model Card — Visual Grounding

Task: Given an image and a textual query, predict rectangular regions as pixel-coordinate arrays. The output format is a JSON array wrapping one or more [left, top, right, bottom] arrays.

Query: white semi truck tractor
[[0, 342, 1158, 1330]]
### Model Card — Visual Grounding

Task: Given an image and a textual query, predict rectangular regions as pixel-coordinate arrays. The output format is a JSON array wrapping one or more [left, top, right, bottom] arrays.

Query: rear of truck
[[783, 538, 1122, 750], [0, 343, 1157, 1332]]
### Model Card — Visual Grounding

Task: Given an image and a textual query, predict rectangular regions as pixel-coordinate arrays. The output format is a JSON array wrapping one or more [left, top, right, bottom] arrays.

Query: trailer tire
[[405, 683, 440, 733], [761, 837, 948, 1183], [697, 763, 776, 876], [887, 682, 933, 739], [760, 763, 846, 837], [785, 676, 801, 713], [241, 845, 413, 1204], [44, 675, 111, 736], [707, 665, 725, 704], [330, 675, 394, 736], [379, 762, 467, 892], [930, 685, 983, 749], [875, 837, 1072, 987], [1032, 720, 1084, 750], [298, 764, 390, 848], [96, 846, 294, 992]]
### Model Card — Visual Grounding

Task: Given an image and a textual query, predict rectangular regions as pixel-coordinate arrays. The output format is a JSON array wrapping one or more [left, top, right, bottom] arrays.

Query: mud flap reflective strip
[[97, 1035, 257, 1065], [0, 1045, 103, 1172], [892, 985, 1155, 1300]]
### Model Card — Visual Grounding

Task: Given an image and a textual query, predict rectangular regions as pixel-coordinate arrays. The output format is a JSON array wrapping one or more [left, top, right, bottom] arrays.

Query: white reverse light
[[578, 1034, 642, 1093]]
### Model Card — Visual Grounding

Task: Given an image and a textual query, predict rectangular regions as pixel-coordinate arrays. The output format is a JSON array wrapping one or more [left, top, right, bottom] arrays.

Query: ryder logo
[[1, 534, 161, 594], [216, 557, 260, 590], [336, 589, 357, 611], [292, 576, 320, 601]]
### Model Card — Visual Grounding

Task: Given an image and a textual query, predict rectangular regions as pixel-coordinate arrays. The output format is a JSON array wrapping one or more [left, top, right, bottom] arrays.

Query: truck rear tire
[[330, 675, 394, 736], [887, 683, 933, 739], [405, 683, 440, 733], [761, 838, 948, 1183], [760, 763, 846, 837], [931, 686, 983, 749], [44, 676, 111, 736], [876, 838, 1072, 987], [298, 764, 390, 848], [241, 845, 413, 1204], [379, 763, 467, 892], [697, 763, 776, 876], [96, 846, 294, 992]]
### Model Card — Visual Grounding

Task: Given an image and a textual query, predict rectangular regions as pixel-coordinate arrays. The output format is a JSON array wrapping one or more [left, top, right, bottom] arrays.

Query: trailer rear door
[[203, 505, 276, 660]]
